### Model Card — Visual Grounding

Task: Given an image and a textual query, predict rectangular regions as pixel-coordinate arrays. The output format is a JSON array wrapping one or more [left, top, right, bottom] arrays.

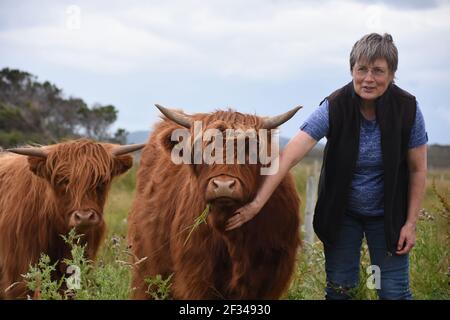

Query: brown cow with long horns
[[128, 105, 302, 299], [0, 139, 144, 299]]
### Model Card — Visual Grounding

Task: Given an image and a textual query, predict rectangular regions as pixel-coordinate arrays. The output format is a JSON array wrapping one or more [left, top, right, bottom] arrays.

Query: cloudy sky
[[1, 0, 449, 144]]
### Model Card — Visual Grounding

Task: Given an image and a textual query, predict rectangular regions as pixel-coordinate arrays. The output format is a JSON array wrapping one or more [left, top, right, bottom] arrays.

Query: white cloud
[[0, 13, 196, 74], [1, 0, 450, 80]]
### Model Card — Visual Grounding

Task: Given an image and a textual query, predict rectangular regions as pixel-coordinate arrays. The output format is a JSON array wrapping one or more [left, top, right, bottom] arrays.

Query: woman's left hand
[[225, 201, 261, 231], [396, 222, 416, 255]]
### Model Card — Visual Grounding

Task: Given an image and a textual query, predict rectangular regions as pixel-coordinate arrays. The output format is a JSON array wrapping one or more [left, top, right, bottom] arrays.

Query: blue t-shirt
[[300, 99, 428, 216]]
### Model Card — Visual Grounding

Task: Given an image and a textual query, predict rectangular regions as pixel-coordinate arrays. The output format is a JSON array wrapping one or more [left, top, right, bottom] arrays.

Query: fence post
[[304, 175, 318, 244]]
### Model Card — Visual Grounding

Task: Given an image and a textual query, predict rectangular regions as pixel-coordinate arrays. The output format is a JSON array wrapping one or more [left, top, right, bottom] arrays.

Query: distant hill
[[428, 144, 450, 169], [127, 130, 150, 144], [127, 131, 449, 168], [293, 143, 450, 169]]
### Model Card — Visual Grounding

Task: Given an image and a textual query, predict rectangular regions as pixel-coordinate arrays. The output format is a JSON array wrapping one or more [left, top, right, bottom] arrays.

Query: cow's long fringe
[[44, 140, 114, 209]]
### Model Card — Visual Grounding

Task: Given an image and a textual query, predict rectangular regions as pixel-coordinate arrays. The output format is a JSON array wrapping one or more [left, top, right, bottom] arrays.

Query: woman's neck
[[360, 100, 376, 121]]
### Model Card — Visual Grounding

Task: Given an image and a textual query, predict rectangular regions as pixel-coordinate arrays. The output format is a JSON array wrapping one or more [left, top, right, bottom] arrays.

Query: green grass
[[24, 165, 450, 300], [24, 229, 133, 300]]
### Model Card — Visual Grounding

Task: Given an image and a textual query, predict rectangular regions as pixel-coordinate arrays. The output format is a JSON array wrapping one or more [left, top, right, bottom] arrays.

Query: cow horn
[[155, 104, 192, 129], [7, 147, 47, 158], [112, 143, 146, 156], [262, 105, 303, 129]]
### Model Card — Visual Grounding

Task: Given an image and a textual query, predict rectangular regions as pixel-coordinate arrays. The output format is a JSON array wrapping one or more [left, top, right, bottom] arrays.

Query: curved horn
[[112, 143, 146, 156], [7, 147, 47, 158], [262, 105, 303, 129], [155, 104, 192, 129]]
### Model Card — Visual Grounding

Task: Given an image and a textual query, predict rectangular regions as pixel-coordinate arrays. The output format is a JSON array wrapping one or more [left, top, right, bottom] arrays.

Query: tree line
[[0, 68, 127, 148]]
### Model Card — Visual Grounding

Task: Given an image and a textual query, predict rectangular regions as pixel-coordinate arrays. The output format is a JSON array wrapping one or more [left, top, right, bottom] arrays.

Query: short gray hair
[[349, 33, 398, 74]]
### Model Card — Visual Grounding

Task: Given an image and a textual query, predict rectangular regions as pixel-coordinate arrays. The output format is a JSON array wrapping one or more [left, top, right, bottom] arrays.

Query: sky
[[1, 0, 449, 144]]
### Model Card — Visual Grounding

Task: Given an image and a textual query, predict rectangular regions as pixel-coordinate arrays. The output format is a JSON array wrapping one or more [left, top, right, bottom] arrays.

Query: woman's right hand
[[225, 201, 262, 231]]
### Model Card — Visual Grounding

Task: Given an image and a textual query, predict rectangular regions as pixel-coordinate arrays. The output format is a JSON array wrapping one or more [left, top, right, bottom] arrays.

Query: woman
[[225, 33, 428, 300]]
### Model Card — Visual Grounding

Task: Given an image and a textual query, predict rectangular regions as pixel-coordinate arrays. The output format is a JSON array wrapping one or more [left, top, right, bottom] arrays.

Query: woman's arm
[[396, 144, 427, 255], [225, 130, 318, 231]]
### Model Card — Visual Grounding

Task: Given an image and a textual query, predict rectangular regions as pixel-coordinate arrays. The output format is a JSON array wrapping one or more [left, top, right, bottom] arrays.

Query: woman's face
[[352, 58, 394, 101]]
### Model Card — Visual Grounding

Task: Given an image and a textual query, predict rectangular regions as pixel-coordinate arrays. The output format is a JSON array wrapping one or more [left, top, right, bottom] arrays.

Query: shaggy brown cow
[[0, 139, 144, 299], [128, 105, 301, 299]]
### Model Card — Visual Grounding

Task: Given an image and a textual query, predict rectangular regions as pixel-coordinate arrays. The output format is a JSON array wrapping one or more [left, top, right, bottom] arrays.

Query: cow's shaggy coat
[[129, 110, 301, 299]]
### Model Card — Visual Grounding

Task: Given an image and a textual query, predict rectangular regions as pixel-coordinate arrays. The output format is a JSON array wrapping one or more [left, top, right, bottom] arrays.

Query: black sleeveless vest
[[313, 81, 417, 253]]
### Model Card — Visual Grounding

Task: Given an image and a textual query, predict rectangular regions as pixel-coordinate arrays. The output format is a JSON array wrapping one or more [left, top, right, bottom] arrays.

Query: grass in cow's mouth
[[183, 204, 211, 246]]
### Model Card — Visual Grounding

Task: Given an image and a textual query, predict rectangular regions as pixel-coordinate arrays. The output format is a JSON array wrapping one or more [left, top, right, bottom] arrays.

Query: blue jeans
[[324, 212, 413, 300]]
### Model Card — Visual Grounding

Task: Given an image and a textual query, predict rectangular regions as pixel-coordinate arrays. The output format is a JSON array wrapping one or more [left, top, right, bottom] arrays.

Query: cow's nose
[[213, 179, 236, 191], [205, 175, 244, 203], [71, 210, 99, 227], [211, 177, 237, 198]]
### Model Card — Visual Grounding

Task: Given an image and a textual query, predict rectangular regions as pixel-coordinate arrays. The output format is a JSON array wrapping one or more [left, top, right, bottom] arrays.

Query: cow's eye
[[58, 178, 69, 187], [96, 182, 106, 193], [216, 124, 227, 132]]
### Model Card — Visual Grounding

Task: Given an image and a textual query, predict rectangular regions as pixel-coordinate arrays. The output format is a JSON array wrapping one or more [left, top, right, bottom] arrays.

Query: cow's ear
[[160, 129, 178, 153], [28, 156, 49, 179], [113, 154, 133, 176]]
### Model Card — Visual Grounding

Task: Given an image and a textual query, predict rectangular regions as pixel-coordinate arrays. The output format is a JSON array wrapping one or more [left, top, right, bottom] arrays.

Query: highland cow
[[128, 105, 301, 299], [0, 139, 144, 299]]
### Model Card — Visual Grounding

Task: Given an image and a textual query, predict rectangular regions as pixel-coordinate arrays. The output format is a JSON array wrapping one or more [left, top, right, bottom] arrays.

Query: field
[[25, 164, 450, 300]]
